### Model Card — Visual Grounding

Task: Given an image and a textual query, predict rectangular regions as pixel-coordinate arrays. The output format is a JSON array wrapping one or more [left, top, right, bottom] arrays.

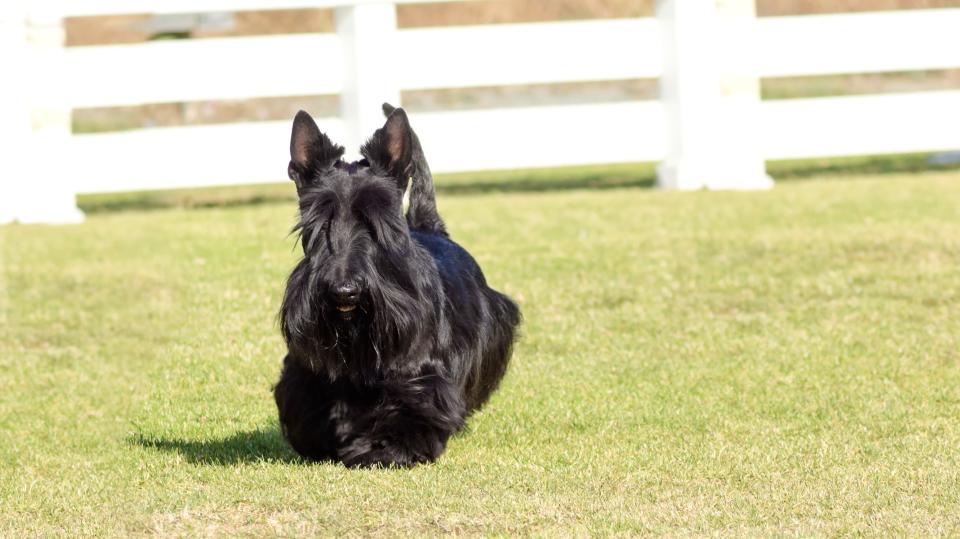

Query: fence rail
[[57, 0, 464, 17], [761, 90, 960, 160], [70, 101, 667, 193], [53, 9, 960, 109], [748, 10, 960, 77], [2, 1, 959, 223]]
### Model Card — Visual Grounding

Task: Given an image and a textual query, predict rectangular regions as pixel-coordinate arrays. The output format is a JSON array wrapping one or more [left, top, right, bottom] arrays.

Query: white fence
[[1, 1, 959, 223]]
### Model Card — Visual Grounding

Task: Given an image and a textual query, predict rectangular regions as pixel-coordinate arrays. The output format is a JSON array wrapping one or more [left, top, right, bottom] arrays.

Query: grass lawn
[[2, 171, 960, 536]]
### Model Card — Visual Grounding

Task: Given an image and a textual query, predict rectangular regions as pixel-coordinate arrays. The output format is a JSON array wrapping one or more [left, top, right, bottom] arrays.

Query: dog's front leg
[[274, 355, 341, 462], [338, 368, 466, 468]]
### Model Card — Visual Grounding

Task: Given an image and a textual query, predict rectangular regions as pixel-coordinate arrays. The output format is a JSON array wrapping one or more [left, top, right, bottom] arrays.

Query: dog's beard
[[361, 283, 433, 366], [281, 237, 441, 382], [283, 280, 430, 381]]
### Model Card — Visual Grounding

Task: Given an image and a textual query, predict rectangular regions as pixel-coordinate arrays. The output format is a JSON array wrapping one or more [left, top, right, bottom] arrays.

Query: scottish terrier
[[273, 105, 520, 467]]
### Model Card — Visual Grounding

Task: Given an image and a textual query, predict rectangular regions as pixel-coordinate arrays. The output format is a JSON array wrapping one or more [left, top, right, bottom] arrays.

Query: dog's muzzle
[[331, 282, 361, 318]]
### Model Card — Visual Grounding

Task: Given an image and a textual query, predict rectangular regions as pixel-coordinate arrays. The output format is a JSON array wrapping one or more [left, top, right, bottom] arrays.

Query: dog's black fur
[[274, 105, 520, 467]]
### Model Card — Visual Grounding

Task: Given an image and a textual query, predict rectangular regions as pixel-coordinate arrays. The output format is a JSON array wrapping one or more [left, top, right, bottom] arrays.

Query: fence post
[[335, 2, 403, 155], [0, 2, 30, 224], [1, 0, 84, 224], [656, 0, 772, 190]]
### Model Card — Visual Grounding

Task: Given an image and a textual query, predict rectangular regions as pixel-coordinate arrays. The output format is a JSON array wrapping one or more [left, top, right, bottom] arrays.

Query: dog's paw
[[340, 439, 435, 469], [347, 452, 414, 469]]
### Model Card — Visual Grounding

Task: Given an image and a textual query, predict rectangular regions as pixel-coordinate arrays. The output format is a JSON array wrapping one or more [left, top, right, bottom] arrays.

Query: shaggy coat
[[274, 106, 520, 467]]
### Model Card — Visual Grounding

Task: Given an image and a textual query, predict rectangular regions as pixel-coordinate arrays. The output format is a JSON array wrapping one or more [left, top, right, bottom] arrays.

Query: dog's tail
[[382, 103, 447, 236]]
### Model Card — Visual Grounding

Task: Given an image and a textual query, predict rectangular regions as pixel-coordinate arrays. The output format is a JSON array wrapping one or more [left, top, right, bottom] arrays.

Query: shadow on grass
[[79, 191, 297, 215], [436, 173, 655, 195], [132, 427, 304, 466], [78, 153, 960, 215], [768, 152, 960, 180]]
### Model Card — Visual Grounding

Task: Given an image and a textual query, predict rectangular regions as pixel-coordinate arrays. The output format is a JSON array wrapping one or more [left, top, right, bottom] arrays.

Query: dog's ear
[[372, 104, 446, 235], [360, 107, 414, 192], [289, 110, 344, 188]]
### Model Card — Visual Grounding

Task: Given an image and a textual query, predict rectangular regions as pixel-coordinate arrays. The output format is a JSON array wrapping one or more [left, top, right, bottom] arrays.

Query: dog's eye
[[309, 196, 336, 219]]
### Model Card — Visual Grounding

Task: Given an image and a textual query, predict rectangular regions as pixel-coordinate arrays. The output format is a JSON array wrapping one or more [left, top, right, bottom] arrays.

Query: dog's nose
[[332, 282, 361, 304]]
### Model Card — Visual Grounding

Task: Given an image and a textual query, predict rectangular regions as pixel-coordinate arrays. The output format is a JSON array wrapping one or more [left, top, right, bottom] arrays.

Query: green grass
[[3, 171, 960, 536]]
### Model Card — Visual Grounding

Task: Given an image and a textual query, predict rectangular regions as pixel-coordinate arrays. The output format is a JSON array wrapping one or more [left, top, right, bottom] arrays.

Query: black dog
[[273, 105, 520, 467]]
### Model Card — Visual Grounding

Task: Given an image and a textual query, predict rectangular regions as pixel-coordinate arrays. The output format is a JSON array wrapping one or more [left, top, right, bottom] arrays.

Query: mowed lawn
[[2, 171, 960, 536]]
